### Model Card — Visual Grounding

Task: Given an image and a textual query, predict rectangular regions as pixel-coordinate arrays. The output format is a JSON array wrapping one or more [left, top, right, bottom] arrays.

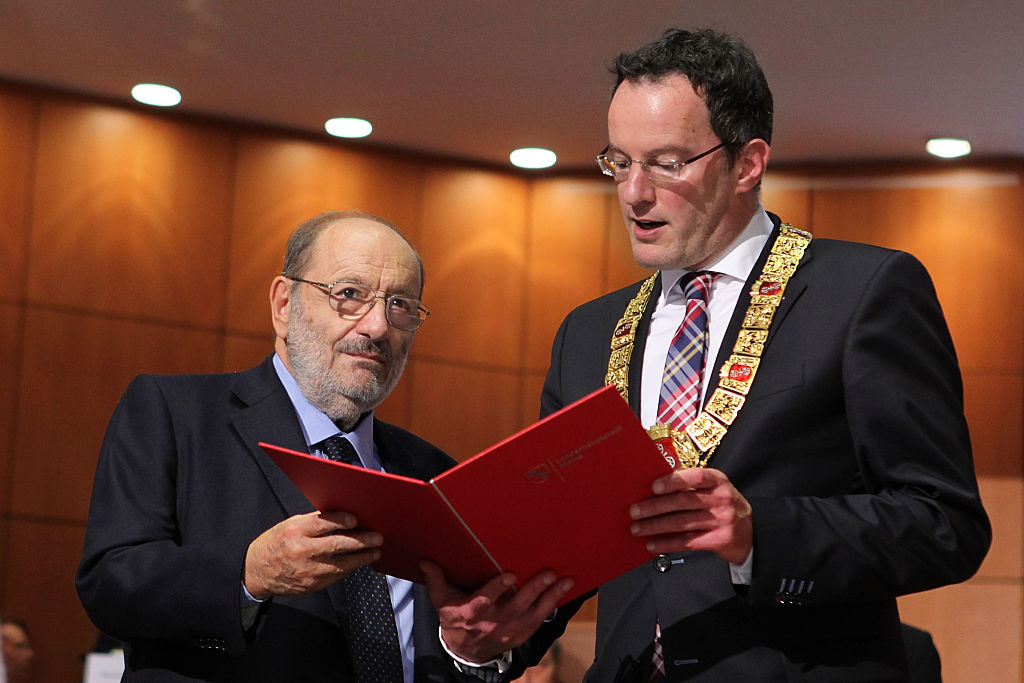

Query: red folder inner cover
[[262, 445, 498, 588], [261, 385, 671, 603]]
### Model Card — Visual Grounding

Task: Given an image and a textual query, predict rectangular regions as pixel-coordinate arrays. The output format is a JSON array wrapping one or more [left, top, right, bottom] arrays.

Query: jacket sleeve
[[75, 375, 255, 654], [747, 250, 991, 605]]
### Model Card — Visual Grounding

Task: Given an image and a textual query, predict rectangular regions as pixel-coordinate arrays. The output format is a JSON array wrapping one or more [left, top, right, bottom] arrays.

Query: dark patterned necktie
[[319, 436, 404, 683]]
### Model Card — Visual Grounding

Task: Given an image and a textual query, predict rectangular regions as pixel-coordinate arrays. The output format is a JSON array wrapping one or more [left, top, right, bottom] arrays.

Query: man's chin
[[336, 379, 394, 415], [326, 393, 373, 428], [631, 243, 675, 270]]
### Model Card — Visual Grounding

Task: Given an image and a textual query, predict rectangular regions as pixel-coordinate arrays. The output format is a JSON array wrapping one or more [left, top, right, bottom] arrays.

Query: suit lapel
[[627, 273, 662, 417], [767, 249, 810, 337], [230, 356, 316, 518], [702, 215, 811, 409], [373, 422, 426, 480], [226, 356, 352, 629]]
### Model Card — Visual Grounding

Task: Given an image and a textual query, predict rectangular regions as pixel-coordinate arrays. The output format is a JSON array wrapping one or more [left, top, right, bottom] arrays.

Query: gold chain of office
[[604, 224, 812, 469]]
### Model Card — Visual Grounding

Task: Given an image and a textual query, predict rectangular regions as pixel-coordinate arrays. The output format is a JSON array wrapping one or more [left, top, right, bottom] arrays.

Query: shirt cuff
[[439, 627, 512, 680], [729, 547, 754, 585], [240, 582, 267, 630]]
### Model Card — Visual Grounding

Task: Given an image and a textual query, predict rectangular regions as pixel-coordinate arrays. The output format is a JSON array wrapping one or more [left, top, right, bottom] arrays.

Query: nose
[[618, 162, 656, 207], [353, 298, 390, 339]]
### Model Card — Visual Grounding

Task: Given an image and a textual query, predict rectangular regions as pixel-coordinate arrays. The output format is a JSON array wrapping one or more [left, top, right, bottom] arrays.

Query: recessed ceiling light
[[130, 83, 181, 107], [510, 147, 557, 169], [926, 138, 971, 159], [324, 117, 372, 138]]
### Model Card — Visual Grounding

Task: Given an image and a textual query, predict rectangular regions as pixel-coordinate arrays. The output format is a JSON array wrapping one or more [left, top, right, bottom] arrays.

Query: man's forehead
[[608, 77, 712, 148], [311, 220, 420, 286], [316, 220, 412, 260]]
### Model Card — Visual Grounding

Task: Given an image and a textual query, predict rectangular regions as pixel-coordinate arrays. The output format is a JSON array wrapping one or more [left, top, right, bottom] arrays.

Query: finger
[[315, 529, 383, 557], [419, 561, 453, 602], [419, 560, 443, 583], [306, 510, 358, 534], [279, 547, 382, 595], [630, 508, 716, 537], [651, 467, 721, 495], [507, 571, 574, 618], [419, 560, 476, 609], [504, 570, 556, 610], [321, 547, 383, 574], [629, 490, 703, 521], [278, 511, 355, 541], [470, 571, 519, 604], [643, 523, 752, 564], [641, 529, 704, 554]]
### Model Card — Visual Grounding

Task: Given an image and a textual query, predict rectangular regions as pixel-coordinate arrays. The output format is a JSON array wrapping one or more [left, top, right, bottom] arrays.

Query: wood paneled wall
[[1, 83, 1020, 682]]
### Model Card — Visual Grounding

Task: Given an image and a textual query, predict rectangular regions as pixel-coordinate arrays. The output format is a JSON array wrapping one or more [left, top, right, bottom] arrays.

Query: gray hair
[[281, 210, 425, 292]]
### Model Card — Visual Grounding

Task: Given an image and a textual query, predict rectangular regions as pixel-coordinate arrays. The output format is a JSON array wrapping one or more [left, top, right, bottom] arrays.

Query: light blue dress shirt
[[271, 353, 417, 682]]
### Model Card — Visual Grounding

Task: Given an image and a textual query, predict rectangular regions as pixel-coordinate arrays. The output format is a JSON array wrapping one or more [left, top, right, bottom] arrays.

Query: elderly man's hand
[[629, 467, 753, 565], [243, 510, 382, 600], [421, 561, 574, 664]]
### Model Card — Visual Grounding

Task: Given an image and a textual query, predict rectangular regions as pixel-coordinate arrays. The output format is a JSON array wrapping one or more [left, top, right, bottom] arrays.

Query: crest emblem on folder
[[525, 465, 552, 484]]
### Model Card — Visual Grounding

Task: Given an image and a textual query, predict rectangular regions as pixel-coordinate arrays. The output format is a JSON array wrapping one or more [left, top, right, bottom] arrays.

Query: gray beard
[[286, 298, 409, 426]]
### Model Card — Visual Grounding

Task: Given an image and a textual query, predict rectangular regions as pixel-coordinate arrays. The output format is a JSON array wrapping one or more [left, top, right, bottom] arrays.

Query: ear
[[270, 276, 293, 341], [735, 139, 770, 194]]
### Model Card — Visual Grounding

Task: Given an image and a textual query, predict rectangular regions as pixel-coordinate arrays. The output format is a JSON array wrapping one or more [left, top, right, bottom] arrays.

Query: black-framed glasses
[[286, 276, 430, 331], [596, 142, 726, 184]]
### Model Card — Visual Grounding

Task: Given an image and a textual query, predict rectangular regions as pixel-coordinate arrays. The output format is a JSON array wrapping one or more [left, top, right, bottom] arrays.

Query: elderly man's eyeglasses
[[596, 142, 726, 184], [287, 276, 430, 331]]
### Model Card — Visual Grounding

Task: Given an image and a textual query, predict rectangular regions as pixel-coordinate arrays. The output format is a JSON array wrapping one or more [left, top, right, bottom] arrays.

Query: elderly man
[[77, 211, 475, 681]]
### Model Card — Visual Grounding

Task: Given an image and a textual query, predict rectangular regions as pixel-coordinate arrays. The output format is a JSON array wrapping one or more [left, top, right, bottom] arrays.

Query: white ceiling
[[2, 0, 1022, 171]]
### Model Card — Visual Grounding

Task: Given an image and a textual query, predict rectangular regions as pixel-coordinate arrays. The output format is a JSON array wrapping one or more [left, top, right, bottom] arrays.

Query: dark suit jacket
[[901, 624, 942, 683], [535, 216, 990, 681], [76, 356, 460, 682]]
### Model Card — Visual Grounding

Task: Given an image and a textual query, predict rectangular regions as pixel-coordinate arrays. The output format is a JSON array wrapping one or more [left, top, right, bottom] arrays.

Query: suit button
[[655, 554, 672, 572]]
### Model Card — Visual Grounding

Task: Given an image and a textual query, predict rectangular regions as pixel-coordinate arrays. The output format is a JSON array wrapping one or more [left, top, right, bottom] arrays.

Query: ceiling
[[2, 0, 1022, 172]]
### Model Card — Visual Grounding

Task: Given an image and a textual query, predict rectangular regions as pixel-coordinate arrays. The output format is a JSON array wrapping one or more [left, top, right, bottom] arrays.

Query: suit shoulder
[[802, 237, 932, 283], [131, 356, 272, 387], [807, 236, 920, 265], [122, 358, 272, 405], [125, 368, 241, 396]]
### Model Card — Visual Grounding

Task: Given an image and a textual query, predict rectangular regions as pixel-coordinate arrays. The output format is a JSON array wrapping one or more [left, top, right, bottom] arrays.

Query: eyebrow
[[605, 144, 695, 159], [331, 278, 420, 299]]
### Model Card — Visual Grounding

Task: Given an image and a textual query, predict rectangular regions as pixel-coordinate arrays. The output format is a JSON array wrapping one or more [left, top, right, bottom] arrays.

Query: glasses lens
[[647, 163, 681, 183], [598, 155, 635, 181], [329, 283, 374, 316], [385, 296, 426, 331]]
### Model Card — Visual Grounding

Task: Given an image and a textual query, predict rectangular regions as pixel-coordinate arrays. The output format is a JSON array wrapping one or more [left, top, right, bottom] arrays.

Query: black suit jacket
[[536, 217, 990, 681], [77, 356, 459, 682]]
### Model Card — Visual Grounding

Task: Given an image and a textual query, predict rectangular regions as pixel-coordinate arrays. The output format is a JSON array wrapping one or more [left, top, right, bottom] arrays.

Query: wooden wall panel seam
[[518, 181, 537, 427], [216, 132, 242, 372]]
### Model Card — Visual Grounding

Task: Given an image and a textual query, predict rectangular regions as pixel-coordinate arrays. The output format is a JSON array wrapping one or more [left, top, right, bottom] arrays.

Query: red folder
[[261, 385, 671, 605]]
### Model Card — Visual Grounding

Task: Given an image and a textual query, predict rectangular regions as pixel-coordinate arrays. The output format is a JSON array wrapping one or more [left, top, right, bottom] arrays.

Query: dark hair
[[611, 28, 773, 164], [282, 210, 425, 292]]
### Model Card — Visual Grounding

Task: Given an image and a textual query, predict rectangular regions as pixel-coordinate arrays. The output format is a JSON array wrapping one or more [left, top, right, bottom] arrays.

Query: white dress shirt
[[638, 207, 774, 583]]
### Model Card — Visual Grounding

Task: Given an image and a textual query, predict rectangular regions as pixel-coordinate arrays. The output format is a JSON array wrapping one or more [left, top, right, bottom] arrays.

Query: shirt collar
[[272, 353, 376, 465], [658, 206, 774, 301]]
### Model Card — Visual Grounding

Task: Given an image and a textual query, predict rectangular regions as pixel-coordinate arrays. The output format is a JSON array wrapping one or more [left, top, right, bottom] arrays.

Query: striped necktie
[[657, 272, 714, 430], [319, 436, 404, 683], [651, 272, 713, 682]]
